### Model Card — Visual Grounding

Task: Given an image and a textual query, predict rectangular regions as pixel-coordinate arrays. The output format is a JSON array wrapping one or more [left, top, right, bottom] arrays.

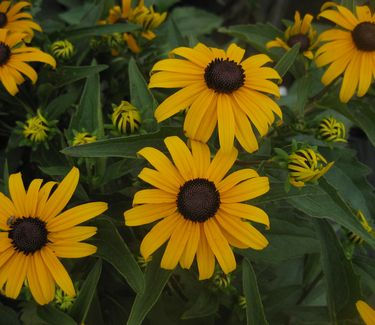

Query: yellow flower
[[316, 4, 375, 102], [267, 11, 317, 59], [318, 116, 347, 143], [0, 167, 108, 305], [0, 29, 56, 95], [356, 300, 375, 325], [124, 136, 270, 279], [0, 1, 41, 41], [149, 43, 282, 153], [72, 132, 97, 146], [288, 148, 334, 187], [347, 210, 373, 244], [50, 40, 74, 60], [112, 100, 141, 135], [23, 111, 49, 143]]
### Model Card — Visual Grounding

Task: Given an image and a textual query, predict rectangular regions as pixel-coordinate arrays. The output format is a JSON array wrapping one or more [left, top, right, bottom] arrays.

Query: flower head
[[318, 116, 347, 143], [50, 40, 75, 60], [112, 101, 141, 135], [54, 287, 76, 311], [347, 210, 373, 244], [0, 1, 42, 41], [150, 43, 282, 153], [356, 300, 375, 325], [316, 4, 375, 102], [124, 136, 270, 279], [267, 11, 317, 59], [0, 29, 56, 95], [22, 111, 49, 143], [288, 148, 334, 187], [72, 132, 97, 146], [0, 167, 108, 304]]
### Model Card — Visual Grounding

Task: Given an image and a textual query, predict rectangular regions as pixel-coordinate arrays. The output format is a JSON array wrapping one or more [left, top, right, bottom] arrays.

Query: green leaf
[[181, 290, 219, 320], [44, 90, 80, 120], [61, 126, 183, 158], [274, 43, 300, 78], [313, 219, 361, 324], [294, 74, 313, 116], [91, 218, 144, 294], [53, 65, 108, 88], [69, 60, 104, 137], [353, 255, 375, 292], [219, 23, 282, 53], [37, 305, 77, 325], [127, 251, 172, 325], [69, 259, 102, 323], [128, 57, 158, 132], [242, 259, 268, 325], [0, 303, 21, 325], [67, 23, 139, 39]]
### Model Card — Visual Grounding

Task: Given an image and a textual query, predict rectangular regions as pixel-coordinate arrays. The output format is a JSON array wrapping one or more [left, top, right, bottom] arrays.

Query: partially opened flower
[[50, 40, 74, 60], [347, 210, 373, 245], [72, 132, 97, 146], [267, 11, 317, 59], [318, 116, 347, 143], [149, 43, 282, 153], [356, 300, 375, 325], [112, 100, 141, 134], [316, 3, 375, 102], [0, 29, 56, 95], [288, 148, 334, 187], [0, 167, 108, 304], [0, 1, 42, 41], [22, 111, 50, 143], [124, 136, 270, 279]]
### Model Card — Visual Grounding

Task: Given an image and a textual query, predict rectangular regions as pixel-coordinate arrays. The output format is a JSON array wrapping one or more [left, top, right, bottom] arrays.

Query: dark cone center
[[0, 13, 7, 28], [287, 34, 310, 52], [0, 42, 10, 66], [177, 178, 220, 222], [352, 22, 375, 51], [204, 58, 245, 93], [8, 217, 48, 255]]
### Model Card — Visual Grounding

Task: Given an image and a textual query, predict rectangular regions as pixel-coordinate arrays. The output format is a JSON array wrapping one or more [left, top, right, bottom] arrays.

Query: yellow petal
[[217, 169, 259, 193], [49, 242, 97, 258], [207, 147, 238, 184], [196, 224, 215, 280], [179, 222, 200, 269], [124, 203, 176, 226], [220, 203, 270, 228], [217, 94, 235, 153], [5, 252, 29, 299], [356, 300, 375, 325], [25, 179, 43, 218], [221, 177, 269, 203], [9, 172, 27, 217], [133, 189, 176, 205]]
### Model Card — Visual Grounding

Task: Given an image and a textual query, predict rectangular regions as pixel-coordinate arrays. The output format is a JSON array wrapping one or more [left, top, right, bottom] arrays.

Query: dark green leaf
[[274, 43, 300, 78], [91, 218, 144, 294], [181, 290, 219, 320], [128, 57, 158, 132], [67, 23, 139, 39], [69, 259, 102, 323], [44, 90, 80, 120], [0, 303, 21, 325], [353, 255, 375, 292], [37, 305, 77, 325], [313, 219, 361, 323], [53, 65, 108, 88], [61, 127, 183, 158], [242, 259, 268, 325], [127, 251, 172, 325]]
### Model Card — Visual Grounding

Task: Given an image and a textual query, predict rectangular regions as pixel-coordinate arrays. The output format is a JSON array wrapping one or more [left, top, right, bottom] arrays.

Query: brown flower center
[[8, 217, 48, 255], [0, 42, 10, 66], [0, 13, 7, 28], [177, 178, 220, 222], [287, 34, 310, 52], [352, 22, 375, 51], [204, 58, 245, 93]]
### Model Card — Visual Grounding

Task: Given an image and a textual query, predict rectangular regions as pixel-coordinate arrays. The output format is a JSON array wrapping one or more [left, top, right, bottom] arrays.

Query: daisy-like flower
[[267, 11, 317, 59], [288, 148, 334, 187], [124, 136, 270, 279], [356, 300, 375, 325], [0, 167, 108, 304], [72, 132, 97, 146], [318, 116, 347, 143], [112, 100, 141, 135], [149, 43, 282, 153], [0, 1, 41, 41], [50, 40, 74, 60], [22, 111, 49, 143], [316, 3, 375, 102], [0, 30, 56, 95]]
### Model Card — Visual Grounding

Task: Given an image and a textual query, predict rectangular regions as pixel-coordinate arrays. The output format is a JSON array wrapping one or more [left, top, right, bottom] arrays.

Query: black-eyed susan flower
[[50, 40, 74, 60], [316, 3, 375, 102], [0, 30, 56, 95], [288, 148, 334, 187], [0, 1, 41, 41], [347, 210, 373, 245], [318, 116, 347, 143], [112, 100, 141, 135], [267, 11, 317, 59], [149, 43, 282, 153], [22, 111, 49, 143], [356, 300, 375, 325], [0, 167, 108, 304], [124, 136, 270, 279], [72, 132, 97, 146]]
